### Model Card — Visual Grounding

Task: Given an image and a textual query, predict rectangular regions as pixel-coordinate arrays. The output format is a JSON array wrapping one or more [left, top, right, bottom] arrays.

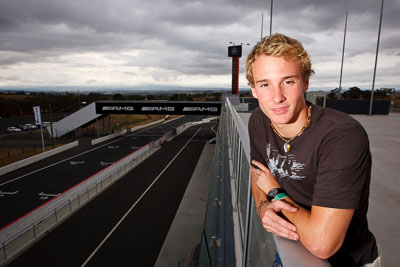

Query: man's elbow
[[308, 241, 343, 259]]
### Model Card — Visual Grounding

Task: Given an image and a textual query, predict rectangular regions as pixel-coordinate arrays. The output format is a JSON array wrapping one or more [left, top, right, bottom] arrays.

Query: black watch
[[267, 188, 286, 202]]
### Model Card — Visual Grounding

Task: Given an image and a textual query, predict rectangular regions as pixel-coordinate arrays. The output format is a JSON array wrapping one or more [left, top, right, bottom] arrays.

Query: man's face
[[251, 55, 309, 128]]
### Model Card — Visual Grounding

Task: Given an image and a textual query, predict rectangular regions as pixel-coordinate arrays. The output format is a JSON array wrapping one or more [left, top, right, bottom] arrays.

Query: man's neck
[[272, 105, 309, 139]]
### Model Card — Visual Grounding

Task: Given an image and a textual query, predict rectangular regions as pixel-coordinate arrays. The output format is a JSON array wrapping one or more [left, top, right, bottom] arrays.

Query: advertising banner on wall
[[95, 101, 221, 115]]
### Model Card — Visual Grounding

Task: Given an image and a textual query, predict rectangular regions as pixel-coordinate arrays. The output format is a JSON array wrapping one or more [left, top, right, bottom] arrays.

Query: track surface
[[0, 115, 203, 229], [8, 122, 215, 267]]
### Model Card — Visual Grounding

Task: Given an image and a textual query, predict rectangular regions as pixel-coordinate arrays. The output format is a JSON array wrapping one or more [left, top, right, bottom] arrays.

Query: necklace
[[270, 105, 312, 153]]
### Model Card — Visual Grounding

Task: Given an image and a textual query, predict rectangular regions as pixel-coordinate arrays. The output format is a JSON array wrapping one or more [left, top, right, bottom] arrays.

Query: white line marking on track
[[0, 190, 18, 195], [70, 161, 85, 165], [38, 192, 61, 197], [80, 127, 202, 267], [99, 162, 114, 166]]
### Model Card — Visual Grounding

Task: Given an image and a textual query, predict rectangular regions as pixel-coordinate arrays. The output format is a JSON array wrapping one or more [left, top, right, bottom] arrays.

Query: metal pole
[[49, 104, 55, 148], [40, 123, 45, 152], [369, 0, 384, 116], [269, 0, 273, 35], [338, 12, 348, 100], [261, 13, 264, 39]]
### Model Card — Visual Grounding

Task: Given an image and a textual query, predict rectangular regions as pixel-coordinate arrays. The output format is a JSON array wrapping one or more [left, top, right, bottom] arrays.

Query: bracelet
[[272, 193, 288, 202], [256, 199, 270, 217]]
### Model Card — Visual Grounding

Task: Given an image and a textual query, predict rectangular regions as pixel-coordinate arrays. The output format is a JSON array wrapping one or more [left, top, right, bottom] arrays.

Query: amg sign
[[183, 107, 219, 112], [141, 106, 175, 112], [96, 101, 221, 115], [102, 106, 134, 111]]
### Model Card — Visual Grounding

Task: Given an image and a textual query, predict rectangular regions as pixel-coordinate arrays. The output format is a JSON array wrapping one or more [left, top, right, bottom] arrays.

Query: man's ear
[[303, 78, 309, 93]]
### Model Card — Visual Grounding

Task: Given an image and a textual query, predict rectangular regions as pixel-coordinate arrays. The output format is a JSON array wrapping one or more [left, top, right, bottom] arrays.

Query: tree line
[[328, 87, 394, 100], [0, 91, 222, 118]]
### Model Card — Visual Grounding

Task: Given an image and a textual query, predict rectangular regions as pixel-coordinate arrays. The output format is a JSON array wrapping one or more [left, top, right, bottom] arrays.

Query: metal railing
[[199, 96, 330, 267]]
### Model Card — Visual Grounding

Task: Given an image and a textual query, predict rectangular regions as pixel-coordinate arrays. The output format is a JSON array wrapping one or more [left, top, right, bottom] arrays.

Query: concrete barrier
[[130, 119, 165, 132], [0, 141, 79, 176], [91, 129, 127, 145]]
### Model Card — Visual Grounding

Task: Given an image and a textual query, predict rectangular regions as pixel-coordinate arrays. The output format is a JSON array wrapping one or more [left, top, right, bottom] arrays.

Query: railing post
[[2, 242, 6, 259], [33, 223, 36, 238]]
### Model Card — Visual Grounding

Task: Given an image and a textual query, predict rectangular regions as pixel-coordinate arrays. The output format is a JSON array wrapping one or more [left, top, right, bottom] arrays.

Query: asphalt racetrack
[[0, 115, 205, 229], [7, 120, 215, 266]]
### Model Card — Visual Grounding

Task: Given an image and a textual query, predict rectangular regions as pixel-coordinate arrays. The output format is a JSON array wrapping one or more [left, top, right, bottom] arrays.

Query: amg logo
[[102, 106, 134, 111], [141, 106, 175, 112], [183, 107, 218, 112]]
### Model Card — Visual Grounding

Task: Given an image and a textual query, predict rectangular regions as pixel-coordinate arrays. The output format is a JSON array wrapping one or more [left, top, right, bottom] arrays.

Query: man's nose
[[272, 85, 285, 103]]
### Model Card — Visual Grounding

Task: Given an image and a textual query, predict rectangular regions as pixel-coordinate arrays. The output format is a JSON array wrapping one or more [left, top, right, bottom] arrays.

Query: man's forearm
[[281, 198, 353, 259]]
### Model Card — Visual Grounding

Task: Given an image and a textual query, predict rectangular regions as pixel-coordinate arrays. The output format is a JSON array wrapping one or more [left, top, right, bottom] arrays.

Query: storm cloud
[[0, 0, 398, 89]]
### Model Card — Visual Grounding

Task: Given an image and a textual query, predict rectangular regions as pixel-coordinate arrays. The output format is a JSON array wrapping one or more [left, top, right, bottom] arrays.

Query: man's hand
[[251, 160, 280, 193], [259, 200, 300, 240], [251, 160, 299, 240]]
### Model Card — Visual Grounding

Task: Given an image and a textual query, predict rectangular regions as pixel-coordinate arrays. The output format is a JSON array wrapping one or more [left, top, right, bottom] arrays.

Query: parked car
[[24, 123, 38, 130], [16, 124, 30, 131], [6, 126, 22, 133]]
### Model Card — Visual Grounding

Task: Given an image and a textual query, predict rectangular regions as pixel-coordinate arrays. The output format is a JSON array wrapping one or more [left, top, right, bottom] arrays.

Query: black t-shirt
[[248, 104, 378, 266]]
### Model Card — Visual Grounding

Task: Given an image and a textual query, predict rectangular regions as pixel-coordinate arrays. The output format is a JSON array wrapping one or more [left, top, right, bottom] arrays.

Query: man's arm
[[251, 166, 299, 240], [252, 160, 354, 259]]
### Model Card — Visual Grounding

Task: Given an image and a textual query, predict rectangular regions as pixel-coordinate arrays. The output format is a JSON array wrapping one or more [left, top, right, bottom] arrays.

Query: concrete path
[[155, 142, 214, 267], [351, 114, 400, 267]]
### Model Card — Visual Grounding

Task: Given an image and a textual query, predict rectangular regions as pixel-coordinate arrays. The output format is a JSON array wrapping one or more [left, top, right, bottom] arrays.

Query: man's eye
[[260, 83, 268, 88], [283, 80, 294, 85]]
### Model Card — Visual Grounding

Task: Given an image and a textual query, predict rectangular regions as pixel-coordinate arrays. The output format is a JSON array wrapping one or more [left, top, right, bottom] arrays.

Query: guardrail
[[0, 124, 184, 265], [0, 141, 79, 176], [199, 97, 330, 266]]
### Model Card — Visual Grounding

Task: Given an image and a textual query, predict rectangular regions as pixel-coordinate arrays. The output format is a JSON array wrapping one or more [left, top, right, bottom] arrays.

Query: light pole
[[369, 0, 385, 116], [338, 12, 348, 100]]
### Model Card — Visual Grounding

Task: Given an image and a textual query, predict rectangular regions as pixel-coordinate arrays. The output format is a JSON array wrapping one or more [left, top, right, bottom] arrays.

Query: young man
[[246, 33, 380, 266]]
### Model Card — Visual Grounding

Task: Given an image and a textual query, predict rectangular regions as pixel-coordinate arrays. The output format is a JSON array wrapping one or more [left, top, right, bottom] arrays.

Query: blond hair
[[246, 33, 314, 87]]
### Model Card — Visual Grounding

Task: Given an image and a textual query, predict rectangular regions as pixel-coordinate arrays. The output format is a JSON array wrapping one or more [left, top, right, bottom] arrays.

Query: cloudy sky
[[0, 0, 399, 91]]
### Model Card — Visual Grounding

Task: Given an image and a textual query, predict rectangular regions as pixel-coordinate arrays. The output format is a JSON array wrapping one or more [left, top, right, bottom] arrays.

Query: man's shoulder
[[249, 107, 266, 120], [249, 107, 269, 126], [313, 105, 363, 128], [248, 108, 270, 138], [312, 105, 368, 140]]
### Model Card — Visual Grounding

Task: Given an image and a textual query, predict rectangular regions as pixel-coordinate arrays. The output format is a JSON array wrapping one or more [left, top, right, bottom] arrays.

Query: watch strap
[[272, 192, 288, 202], [267, 188, 286, 201]]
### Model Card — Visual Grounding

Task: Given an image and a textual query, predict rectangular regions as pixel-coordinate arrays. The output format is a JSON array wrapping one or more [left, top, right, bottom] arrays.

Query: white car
[[7, 126, 22, 133], [25, 123, 38, 130]]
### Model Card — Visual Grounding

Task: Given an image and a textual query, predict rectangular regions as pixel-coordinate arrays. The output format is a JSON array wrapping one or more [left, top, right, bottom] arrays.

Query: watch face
[[267, 188, 279, 201]]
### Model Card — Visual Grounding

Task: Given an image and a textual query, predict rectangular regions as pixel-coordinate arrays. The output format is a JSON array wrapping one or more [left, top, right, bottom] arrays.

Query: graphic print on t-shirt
[[265, 144, 306, 180]]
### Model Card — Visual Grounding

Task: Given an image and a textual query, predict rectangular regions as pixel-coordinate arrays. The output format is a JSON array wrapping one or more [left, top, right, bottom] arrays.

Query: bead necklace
[[270, 105, 312, 153]]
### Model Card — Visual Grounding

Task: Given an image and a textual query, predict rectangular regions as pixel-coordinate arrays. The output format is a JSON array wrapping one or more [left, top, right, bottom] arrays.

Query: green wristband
[[272, 193, 288, 202]]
